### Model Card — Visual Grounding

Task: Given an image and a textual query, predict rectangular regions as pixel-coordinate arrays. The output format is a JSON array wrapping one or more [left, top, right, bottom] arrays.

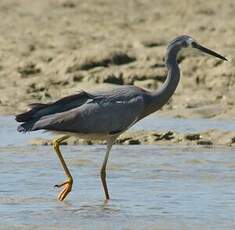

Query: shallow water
[[1, 115, 235, 146], [1, 116, 235, 229]]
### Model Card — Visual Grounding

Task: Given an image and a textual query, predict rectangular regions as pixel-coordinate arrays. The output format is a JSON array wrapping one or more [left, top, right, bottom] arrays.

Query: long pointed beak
[[192, 42, 227, 61]]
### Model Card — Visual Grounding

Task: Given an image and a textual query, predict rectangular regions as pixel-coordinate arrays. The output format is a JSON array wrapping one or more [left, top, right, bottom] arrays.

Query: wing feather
[[15, 91, 94, 123], [29, 95, 145, 134], [16, 86, 149, 134]]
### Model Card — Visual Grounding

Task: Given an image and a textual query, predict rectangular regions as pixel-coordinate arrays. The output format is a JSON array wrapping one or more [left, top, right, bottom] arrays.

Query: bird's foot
[[54, 177, 73, 201]]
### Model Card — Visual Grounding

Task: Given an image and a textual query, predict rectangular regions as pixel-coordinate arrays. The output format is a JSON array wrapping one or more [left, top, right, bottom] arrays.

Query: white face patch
[[177, 37, 196, 58], [187, 37, 195, 47]]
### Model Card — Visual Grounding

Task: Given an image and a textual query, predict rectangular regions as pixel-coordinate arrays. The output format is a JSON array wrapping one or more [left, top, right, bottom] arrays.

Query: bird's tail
[[16, 103, 49, 133], [17, 121, 36, 133], [15, 91, 94, 133]]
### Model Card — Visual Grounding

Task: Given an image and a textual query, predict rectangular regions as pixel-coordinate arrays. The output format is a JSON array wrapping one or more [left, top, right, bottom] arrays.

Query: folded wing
[[17, 94, 145, 134], [16, 91, 94, 132]]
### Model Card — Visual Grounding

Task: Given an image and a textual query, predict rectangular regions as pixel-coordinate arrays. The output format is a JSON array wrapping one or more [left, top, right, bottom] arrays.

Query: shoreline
[[30, 129, 235, 147]]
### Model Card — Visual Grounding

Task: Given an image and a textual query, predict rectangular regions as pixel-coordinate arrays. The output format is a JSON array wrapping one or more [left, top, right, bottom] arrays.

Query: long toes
[[54, 181, 69, 188], [58, 191, 66, 201], [58, 185, 72, 201], [59, 190, 67, 201], [54, 179, 73, 201]]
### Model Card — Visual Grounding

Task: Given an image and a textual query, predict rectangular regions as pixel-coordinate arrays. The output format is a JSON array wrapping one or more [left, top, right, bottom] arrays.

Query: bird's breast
[[52, 131, 120, 141]]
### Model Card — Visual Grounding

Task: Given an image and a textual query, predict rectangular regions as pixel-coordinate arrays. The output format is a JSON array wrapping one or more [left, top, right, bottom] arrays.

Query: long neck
[[144, 45, 181, 116]]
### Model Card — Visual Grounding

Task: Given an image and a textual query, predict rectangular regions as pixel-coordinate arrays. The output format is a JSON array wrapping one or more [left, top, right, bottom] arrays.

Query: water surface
[[0, 116, 235, 229], [1, 115, 235, 146]]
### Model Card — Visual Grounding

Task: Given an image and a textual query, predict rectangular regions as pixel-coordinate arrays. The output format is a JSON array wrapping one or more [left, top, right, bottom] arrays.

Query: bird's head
[[167, 35, 227, 61]]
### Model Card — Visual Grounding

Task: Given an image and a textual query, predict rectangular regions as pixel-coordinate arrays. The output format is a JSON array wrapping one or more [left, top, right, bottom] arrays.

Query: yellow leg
[[53, 135, 73, 201]]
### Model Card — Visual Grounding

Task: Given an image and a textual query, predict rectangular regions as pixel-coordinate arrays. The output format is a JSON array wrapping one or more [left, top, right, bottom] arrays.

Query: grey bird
[[16, 35, 227, 201]]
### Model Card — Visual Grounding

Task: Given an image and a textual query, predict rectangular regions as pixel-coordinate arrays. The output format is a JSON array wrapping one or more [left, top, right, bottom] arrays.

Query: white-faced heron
[[16, 35, 227, 201]]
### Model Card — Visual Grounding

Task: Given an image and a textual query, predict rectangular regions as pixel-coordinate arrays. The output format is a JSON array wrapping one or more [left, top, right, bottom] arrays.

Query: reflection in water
[[1, 116, 235, 229]]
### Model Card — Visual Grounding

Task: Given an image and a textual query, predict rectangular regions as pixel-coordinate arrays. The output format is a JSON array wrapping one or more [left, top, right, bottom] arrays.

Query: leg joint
[[68, 176, 73, 184], [53, 140, 58, 148], [53, 135, 70, 148]]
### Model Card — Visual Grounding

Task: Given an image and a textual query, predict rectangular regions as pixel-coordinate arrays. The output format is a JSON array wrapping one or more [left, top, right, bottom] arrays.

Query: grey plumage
[[17, 35, 227, 137], [17, 86, 149, 134], [15, 35, 227, 201]]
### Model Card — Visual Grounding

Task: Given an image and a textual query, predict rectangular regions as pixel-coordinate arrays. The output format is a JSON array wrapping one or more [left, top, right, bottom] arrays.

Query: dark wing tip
[[15, 103, 49, 122], [15, 113, 27, 122], [15, 111, 33, 122]]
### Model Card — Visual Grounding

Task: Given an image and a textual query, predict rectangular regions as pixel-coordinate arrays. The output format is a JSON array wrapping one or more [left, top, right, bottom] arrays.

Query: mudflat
[[0, 0, 234, 119]]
